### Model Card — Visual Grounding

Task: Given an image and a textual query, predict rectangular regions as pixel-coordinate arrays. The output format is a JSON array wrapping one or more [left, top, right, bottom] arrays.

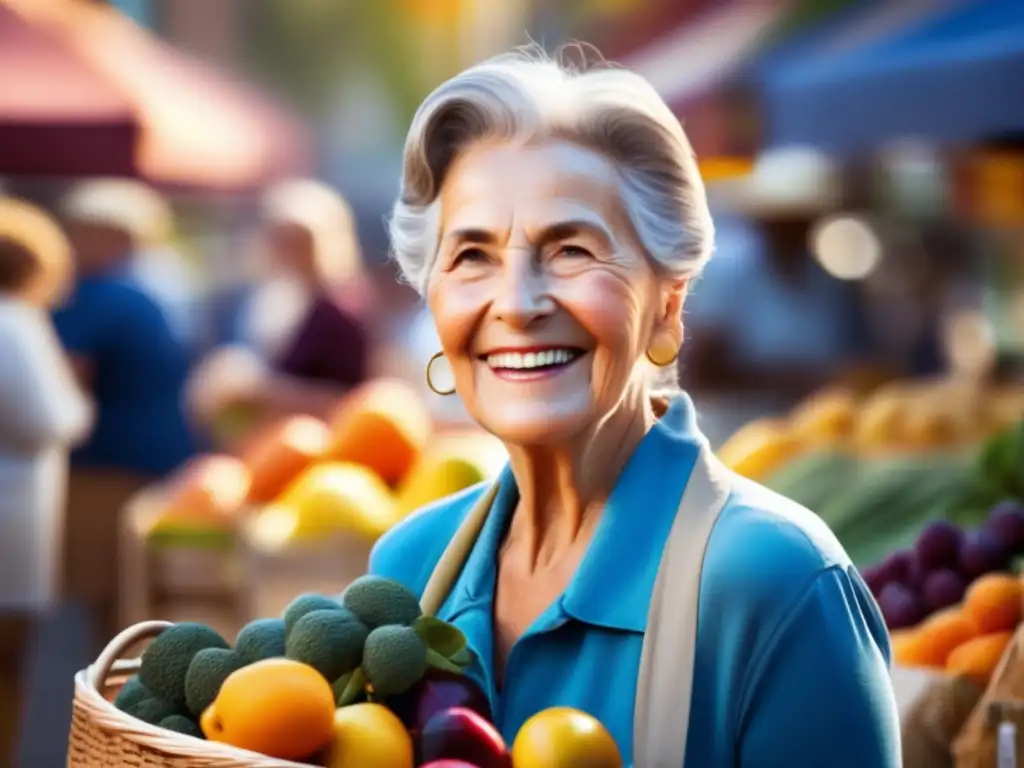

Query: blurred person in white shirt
[[0, 198, 92, 763]]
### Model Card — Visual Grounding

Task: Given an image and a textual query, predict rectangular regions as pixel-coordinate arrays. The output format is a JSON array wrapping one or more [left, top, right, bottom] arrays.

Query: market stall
[[118, 378, 508, 640], [0, 0, 311, 190], [762, 0, 1024, 154]]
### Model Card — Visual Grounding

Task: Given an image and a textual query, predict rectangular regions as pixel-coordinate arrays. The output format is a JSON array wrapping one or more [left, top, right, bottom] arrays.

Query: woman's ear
[[659, 278, 688, 337]]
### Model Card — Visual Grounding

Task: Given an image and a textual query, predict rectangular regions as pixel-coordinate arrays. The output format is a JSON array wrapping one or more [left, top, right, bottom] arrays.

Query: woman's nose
[[491, 251, 554, 329]]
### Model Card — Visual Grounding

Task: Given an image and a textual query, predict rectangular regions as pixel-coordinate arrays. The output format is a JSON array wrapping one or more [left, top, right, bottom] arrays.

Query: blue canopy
[[762, 0, 1024, 154]]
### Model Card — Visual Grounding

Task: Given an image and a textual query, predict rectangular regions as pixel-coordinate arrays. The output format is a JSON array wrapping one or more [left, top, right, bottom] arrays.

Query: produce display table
[[118, 487, 373, 639]]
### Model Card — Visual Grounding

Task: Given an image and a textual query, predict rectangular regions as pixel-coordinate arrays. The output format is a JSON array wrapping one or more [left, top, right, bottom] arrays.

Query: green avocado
[[285, 608, 368, 681], [138, 623, 229, 710], [158, 714, 204, 739], [114, 675, 150, 714], [235, 618, 287, 664], [282, 593, 344, 641], [362, 624, 428, 697], [340, 576, 422, 629], [184, 647, 246, 717], [123, 694, 181, 726]]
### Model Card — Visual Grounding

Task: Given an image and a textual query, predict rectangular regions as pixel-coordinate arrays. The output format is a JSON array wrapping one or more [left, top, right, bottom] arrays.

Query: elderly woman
[[370, 50, 900, 767]]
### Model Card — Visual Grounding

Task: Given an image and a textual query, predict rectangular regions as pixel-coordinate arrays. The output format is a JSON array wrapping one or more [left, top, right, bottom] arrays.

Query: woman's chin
[[476, 402, 595, 448]]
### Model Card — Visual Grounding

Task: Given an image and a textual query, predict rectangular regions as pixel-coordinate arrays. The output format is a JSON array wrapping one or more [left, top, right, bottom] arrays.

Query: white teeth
[[485, 349, 579, 370]]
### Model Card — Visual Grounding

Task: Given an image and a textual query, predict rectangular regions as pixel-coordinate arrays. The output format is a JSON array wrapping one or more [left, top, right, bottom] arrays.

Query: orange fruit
[[243, 415, 331, 504], [511, 707, 622, 768], [946, 631, 1014, 686], [964, 574, 1023, 634], [327, 379, 431, 487], [323, 703, 414, 768], [151, 454, 251, 530], [890, 630, 919, 665], [200, 658, 335, 761], [896, 608, 978, 668]]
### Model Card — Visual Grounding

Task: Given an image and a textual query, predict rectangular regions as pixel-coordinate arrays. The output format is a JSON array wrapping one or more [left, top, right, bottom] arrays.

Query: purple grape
[[877, 582, 928, 630], [986, 500, 1024, 553], [906, 552, 929, 590], [876, 550, 912, 586], [959, 528, 1012, 579], [923, 568, 968, 611], [915, 520, 963, 570]]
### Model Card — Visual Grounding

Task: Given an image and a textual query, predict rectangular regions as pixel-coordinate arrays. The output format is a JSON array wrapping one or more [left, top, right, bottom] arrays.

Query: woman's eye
[[452, 248, 488, 266], [557, 245, 593, 259]]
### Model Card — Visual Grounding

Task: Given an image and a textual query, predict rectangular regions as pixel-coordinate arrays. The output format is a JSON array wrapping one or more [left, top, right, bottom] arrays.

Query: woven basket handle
[[87, 620, 174, 690]]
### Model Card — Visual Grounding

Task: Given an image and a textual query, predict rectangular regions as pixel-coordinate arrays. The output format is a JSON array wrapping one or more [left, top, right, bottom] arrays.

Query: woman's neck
[[503, 385, 657, 571]]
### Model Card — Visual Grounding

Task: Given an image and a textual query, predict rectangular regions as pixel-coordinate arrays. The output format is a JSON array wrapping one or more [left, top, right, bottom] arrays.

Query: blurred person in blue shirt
[[54, 180, 198, 477], [53, 180, 199, 646]]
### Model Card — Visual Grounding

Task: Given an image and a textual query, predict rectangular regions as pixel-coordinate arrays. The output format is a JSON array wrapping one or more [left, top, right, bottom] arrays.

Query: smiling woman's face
[[427, 138, 678, 446]]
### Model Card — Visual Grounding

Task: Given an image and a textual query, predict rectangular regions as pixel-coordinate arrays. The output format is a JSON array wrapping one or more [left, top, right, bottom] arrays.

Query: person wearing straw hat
[[367, 48, 900, 767], [54, 179, 199, 649], [0, 198, 93, 763], [189, 179, 370, 436]]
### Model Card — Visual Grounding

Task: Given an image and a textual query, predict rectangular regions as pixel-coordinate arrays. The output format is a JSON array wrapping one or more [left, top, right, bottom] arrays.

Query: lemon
[[512, 707, 622, 768], [324, 703, 414, 768]]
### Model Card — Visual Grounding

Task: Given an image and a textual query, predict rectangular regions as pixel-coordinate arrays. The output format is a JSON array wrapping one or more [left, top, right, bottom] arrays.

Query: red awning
[[0, 0, 312, 192], [0, 4, 138, 175]]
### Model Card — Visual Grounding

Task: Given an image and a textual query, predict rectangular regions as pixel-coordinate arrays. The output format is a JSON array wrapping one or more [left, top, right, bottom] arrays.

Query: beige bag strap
[[420, 481, 500, 617], [417, 443, 731, 768], [633, 443, 732, 768]]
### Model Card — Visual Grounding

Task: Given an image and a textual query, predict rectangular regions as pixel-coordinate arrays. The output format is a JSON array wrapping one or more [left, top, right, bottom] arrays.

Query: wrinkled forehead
[[439, 139, 631, 237]]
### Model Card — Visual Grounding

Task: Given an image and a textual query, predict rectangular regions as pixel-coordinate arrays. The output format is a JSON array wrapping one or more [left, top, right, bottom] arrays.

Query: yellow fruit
[[511, 707, 622, 768], [328, 379, 432, 487], [200, 658, 335, 761], [247, 462, 397, 549], [324, 703, 414, 768], [788, 387, 858, 445], [853, 384, 915, 452], [716, 418, 802, 481], [394, 432, 506, 517]]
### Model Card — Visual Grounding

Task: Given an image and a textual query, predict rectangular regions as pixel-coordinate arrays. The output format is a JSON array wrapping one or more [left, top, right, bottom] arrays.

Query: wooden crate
[[236, 523, 374, 621]]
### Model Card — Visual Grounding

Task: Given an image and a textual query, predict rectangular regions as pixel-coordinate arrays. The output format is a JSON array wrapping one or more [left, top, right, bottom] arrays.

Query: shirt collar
[[440, 395, 704, 634]]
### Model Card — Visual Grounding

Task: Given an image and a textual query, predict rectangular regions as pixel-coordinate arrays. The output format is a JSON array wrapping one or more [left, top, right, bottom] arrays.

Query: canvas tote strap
[[633, 443, 733, 768], [420, 481, 500, 617]]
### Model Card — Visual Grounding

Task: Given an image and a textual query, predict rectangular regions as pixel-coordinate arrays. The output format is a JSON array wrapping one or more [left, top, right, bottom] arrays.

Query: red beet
[[877, 582, 927, 630], [388, 670, 493, 737], [418, 707, 511, 768]]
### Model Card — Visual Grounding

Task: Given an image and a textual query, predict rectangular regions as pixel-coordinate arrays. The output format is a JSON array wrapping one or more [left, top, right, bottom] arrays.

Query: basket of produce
[[69, 577, 623, 767]]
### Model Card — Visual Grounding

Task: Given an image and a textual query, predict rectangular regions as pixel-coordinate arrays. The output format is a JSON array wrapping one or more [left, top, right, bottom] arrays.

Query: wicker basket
[[67, 621, 319, 768]]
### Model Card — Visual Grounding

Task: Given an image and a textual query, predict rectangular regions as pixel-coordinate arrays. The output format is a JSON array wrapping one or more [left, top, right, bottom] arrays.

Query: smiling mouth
[[482, 347, 586, 377]]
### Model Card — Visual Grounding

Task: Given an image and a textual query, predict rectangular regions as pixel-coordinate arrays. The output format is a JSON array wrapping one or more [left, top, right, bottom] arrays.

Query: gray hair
[[389, 45, 715, 392]]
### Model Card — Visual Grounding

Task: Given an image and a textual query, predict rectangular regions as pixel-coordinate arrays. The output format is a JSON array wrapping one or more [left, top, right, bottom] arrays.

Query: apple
[[417, 707, 510, 768]]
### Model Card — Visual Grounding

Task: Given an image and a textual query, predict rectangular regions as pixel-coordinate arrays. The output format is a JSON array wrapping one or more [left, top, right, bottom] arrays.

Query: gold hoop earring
[[426, 351, 456, 396], [645, 334, 680, 367]]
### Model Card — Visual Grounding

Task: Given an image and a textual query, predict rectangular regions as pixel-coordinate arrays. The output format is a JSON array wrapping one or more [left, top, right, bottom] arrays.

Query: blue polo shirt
[[52, 270, 198, 477], [370, 396, 900, 766]]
